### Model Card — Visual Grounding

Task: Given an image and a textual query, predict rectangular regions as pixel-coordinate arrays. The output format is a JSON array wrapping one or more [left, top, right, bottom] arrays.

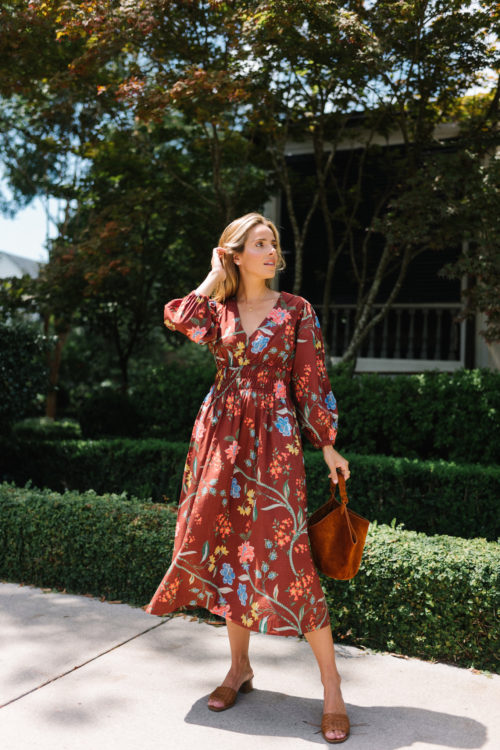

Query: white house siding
[[0, 251, 42, 279]]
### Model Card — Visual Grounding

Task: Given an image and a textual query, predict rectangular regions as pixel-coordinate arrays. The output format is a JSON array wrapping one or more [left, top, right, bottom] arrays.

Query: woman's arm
[[195, 247, 227, 296], [322, 444, 350, 483], [195, 268, 223, 297]]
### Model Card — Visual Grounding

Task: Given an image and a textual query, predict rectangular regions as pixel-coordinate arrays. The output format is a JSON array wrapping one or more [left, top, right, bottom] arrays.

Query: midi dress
[[145, 288, 339, 636]]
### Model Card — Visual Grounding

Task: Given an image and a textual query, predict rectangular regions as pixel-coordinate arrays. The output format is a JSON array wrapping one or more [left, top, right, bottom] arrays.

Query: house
[[0, 250, 44, 279], [264, 126, 500, 374]]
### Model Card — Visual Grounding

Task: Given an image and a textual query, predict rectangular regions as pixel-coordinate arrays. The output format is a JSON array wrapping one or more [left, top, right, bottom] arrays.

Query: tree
[[1, 0, 499, 382], [413, 150, 500, 345], [73, 0, 497, 360], [0, 1, 272, 408], [47, 0, 274, 225], [55, 119, 213, 391], [0, 0, 130, 415], [241, 0, 500, 361]]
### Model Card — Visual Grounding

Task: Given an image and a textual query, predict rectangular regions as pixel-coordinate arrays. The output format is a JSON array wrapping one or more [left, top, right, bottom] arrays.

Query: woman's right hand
[[210, 246, 229, 282]]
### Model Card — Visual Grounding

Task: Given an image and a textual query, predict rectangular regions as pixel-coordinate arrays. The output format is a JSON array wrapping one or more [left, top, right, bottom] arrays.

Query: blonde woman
[[145, 213, 351, 743]]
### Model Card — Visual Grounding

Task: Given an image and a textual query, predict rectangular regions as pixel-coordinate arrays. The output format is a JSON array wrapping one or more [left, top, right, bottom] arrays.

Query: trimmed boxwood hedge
[[11, 417, 82, 441], [0, 483, 498, 672], [1, 438, 499, 540], [330, 367, 500, 465], [322, 521, 500, 671], [0, 437, 189, 507], [128, 364, 500, 465]]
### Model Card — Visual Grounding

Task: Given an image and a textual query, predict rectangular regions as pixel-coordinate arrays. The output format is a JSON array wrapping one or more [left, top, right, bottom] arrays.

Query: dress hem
[[145, 601, 331, 638]]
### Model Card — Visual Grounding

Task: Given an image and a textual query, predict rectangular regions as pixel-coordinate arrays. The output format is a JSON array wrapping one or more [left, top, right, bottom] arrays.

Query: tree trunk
[[312, 129, 336, 356], [271, 146, 320, 295], [340, 245, 413, 362]]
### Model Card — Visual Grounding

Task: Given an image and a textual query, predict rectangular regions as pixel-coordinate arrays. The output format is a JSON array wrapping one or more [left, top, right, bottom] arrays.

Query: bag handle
[[330, 469, 349, 506], [331, 469, 357, 543]]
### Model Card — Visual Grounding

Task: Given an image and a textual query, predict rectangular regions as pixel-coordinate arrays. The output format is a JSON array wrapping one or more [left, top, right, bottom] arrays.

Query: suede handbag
[[307, 469, 370, 580]]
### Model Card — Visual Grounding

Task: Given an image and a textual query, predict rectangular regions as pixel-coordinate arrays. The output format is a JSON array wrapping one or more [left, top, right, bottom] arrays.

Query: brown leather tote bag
[[307, 469, 370, 580]]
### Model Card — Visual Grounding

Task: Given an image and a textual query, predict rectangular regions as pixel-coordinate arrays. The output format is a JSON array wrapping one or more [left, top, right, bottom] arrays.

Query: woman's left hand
[[322, 445, 350, 483]]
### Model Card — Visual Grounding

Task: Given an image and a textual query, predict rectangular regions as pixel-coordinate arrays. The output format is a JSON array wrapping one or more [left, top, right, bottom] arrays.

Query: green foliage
[[0, 319, 48, 434], [52, 323, 170, 417], [0, 275, 39, 318], [1, 439, 498, 540], [304, 451, 500, 542], [0, 482, 497, 671], [329, 366, 500, 465], [132, 363, 500, 464], [323, 523, 499, 673], [78, 389, 142, 439], [129, 355, 217, 441], [440, 156, 500, 344], [377, 151, 500, 344], [11, 416, 82, 440], [0, 482, 177, 606], [54, 325, 119, 416], [0, 437, 188, 504]]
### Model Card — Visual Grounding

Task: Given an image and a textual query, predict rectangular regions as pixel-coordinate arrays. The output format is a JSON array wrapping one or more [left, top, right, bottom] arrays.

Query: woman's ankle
[[321, 671, 342, 689], [230, 656, 251, 672]]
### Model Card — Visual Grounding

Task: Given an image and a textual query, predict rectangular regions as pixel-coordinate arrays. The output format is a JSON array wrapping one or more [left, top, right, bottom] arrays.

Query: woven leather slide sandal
[[207, 677, 254, 712], [321, 712, 350, 743]]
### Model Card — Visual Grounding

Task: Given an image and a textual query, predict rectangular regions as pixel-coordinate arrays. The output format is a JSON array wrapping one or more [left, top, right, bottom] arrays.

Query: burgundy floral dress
[[145, 288, 339, 636]]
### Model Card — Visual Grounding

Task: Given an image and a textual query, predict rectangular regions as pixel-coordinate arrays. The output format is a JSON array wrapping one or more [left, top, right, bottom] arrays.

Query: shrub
[[303, 451, 500, 542], [1, 439, 498, 540], [129, 359, 217, 441], [322, 520, 499, 672], [11, 417, 82, 441], [0, 482, 176, 603], [0, 319, 48, 435], [78, 389, 142, 438], [126, 363, 500, 464], [0, 437, 187, 504], [329, 366, 500, 465], [0, 483, 497, 672]]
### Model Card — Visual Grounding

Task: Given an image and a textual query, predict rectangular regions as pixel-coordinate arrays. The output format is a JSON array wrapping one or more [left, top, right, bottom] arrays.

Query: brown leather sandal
[[207, 676, 254, 712], [321, 712, 350, 743]]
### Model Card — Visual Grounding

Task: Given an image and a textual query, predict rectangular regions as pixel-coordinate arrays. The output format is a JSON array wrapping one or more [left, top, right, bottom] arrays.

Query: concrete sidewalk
[[1, 581, 498, 750]]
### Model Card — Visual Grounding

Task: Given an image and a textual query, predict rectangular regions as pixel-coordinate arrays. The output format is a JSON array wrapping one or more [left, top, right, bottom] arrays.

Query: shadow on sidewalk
[[185, 693, 486, 748]]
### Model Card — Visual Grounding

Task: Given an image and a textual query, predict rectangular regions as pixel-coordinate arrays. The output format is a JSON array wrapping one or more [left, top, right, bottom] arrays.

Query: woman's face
[[234, 223, 278, 279]]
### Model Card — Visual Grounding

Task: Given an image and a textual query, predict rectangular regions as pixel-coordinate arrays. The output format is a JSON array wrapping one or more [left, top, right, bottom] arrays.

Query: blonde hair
[[211, 212, 286, 303]]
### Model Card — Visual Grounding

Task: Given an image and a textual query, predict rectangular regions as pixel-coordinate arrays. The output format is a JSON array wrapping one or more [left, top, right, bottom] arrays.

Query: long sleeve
[[164, 290, 219, 345], [290, 299, 338, 448]]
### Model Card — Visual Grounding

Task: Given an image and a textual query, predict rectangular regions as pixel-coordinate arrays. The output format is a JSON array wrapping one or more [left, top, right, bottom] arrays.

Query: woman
[[145, 213, 351, 744]]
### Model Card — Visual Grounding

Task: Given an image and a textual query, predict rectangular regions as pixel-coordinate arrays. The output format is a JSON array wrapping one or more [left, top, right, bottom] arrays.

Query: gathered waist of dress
[[215, 363, 291, 392]]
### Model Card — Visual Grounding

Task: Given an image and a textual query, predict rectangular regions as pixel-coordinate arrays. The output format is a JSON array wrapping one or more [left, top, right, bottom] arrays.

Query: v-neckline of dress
[[232, 291, 282, 344]]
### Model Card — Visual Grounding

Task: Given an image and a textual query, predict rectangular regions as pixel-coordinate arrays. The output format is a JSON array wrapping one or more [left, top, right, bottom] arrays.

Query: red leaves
[[167, 65, 251, 123], [115, 75, 146, 103]]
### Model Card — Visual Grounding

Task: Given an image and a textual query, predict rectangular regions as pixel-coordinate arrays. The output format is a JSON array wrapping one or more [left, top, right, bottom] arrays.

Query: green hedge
[[11, 417, 82, 441], [1, 438, 499, 540], [0, 483, 497, 672], [0, 483, 175, 601], [0, 319, 48, 434], [127, 364, 500, 465], [332, 367, 500, 465], [13, 364, 499, 466], [322, 521, 499, 672], [0, 438, 188, 505]]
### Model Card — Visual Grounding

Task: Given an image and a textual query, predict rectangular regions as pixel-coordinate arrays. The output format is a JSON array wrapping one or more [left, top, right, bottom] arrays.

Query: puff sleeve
[[163, 290, 219, 345], [290, 299, 338, 448]]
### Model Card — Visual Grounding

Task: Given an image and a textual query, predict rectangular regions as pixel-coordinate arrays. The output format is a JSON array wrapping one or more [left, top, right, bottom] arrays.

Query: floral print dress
[[145, 288, 339, 636]]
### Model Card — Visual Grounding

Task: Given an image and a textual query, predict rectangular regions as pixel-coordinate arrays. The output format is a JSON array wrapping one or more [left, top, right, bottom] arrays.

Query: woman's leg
[[304, 624, 348, 741], [207, 619, 254, 708]]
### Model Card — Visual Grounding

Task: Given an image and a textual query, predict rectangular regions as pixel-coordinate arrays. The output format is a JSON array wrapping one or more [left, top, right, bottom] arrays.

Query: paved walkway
[[1, 581, 499, 749]]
